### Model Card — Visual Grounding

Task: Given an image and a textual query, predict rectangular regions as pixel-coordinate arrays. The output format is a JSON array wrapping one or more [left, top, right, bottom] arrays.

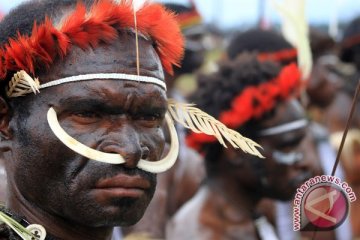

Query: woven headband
[[6, 71, 166, 98]]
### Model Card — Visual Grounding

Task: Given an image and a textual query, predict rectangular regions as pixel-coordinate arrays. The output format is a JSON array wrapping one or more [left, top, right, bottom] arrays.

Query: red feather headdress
[[0, 0, 266, 161], [186, 63, 302, 151], [0, 0, 184, 81]]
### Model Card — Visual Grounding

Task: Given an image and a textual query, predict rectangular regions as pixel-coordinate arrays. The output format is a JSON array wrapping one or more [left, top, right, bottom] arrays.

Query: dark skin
[[307, 55, 343, 109], [0, 33, 167, 240], [124, 24, 207, 239], [0, 159, 5, 203], [167, 99, 320, 239], [324, 91, 360, 133], [257, 100, 319, 200], [123, 145, 205, 238]]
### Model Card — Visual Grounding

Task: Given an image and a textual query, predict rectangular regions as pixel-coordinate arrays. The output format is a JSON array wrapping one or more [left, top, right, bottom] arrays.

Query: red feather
[[0, 0, 184, 81], [137, 4, 184, 74]]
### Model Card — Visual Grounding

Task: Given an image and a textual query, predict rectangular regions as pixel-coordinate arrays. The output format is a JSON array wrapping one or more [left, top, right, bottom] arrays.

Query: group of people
[[0, 0, 359, 240]]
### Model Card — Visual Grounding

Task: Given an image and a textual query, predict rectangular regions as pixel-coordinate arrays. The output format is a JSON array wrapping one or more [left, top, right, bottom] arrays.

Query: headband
[[257, 48, 298, 63], [258, 119, 308, 136], [6, 71, 166, 98]]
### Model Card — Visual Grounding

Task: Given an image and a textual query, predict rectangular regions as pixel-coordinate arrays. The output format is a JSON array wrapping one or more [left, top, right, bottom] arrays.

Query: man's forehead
[[261, 100, 305, 126], [257, 99, 307, 140], [40, 32, 164, 83], [46, 80, 167, 113]]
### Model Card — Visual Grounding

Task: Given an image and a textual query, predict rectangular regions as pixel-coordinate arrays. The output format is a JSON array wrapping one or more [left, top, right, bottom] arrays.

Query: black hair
[[340, 16, 360, 63], [227, 29, 295, 65], [163, 3, 193, 15], [191, 54, 281, 175], [309, 28, 336, 60], [0, 0, 94, 119], [0, 0, 95, 45]]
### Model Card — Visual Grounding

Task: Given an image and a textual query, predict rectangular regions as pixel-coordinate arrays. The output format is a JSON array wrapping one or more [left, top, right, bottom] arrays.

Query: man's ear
[[0, 97, 12, 142]]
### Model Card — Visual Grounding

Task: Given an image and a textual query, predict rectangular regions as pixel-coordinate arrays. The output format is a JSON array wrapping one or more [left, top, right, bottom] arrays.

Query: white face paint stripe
[[47, 107, 179, 173], [258, 119, 308, 136], [40, 73, 166, 91]]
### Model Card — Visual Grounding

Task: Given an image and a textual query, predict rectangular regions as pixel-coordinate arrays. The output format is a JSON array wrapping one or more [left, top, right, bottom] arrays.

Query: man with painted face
[[167, 54, 319, 239], [0, 1, 180, 239], [0, 1, 261, 239]]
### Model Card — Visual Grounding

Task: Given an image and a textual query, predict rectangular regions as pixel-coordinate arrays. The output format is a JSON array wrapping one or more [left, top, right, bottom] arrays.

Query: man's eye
[[134, 113, 161, 122], [139, 114, 160, 121], [73, 111, 100, 119]]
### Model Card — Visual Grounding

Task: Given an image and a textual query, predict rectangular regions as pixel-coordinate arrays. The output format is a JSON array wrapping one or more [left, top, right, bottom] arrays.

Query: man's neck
[[6, 185, 114, 240], [196, 179, 262, 239], [206, 177, 261, 222]]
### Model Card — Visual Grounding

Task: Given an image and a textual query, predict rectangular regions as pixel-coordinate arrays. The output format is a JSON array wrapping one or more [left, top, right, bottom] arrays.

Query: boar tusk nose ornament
[[47, 107, 179, 173], [9, 70, 264, 163]]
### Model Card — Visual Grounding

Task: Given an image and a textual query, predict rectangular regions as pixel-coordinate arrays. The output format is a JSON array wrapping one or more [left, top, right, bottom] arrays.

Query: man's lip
[[95, 173, 151, 190]]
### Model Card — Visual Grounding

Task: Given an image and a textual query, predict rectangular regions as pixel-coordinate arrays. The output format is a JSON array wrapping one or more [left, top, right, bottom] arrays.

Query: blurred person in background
[[226, 29, 299, 237], [340, 16, 360, 72], [224, 28, 351, 240], [164, 1, 207, 91], [324, 16, 360, 238], [226, 29, 297, 66], [123, 2, 207, 238], [307, 28, 343, 116], [167, 54, 321, 240]]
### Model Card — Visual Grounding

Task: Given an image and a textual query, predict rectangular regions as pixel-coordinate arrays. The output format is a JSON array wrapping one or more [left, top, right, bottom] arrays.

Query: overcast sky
[[1, 0, 360, 29]]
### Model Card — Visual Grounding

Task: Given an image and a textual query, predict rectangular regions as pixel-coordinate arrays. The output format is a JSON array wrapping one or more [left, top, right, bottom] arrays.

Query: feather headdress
[[0, 0, 183, 79], [1, 0, 264, 168]]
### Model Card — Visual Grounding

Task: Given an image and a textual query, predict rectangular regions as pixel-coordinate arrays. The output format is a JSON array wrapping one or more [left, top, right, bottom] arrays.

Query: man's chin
[[100, 200, 150, 226], [66, 197, 150, 227]]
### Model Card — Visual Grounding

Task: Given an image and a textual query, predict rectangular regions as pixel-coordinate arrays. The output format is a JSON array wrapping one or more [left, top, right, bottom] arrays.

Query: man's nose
[[293, 150, 316, 175], [100, 125, 147, 169]]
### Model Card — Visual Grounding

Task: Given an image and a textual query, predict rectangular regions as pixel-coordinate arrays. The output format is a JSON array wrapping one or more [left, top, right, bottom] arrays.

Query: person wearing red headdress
[[167, 54, 322, 240], [225, 27, 352, 240]]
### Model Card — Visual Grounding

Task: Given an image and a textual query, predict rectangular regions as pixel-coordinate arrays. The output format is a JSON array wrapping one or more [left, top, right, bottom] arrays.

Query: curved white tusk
[[47, 107, 126, 164], [136, 113, 179, 173], [47, 107, 179, 173]]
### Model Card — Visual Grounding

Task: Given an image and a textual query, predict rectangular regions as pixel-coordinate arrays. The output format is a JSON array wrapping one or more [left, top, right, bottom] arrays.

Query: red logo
[[303, 184, 348, 230]]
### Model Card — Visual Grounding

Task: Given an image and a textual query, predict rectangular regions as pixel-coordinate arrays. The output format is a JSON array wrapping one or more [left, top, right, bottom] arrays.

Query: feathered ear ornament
[[167, 99, 264, 158], [6, 70, 40, 97]]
